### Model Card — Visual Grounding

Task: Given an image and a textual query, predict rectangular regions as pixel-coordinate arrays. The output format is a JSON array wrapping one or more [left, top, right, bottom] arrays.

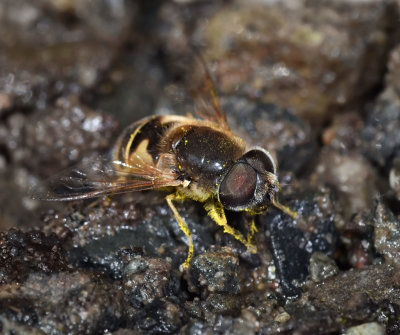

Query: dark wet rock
[[133, 299, 184, 335], [69, 242, 143, 280], [186, 293, 241, 321], [38, 0, 137, 41], [371, 201, 400, 268], [123, 257, 175, 309], [111, 329, 140, 335], [263, 187, 338, 299], [0, 95, 118, 173], [362, 99, 400, 171], [0, 96, 118, 230], [311, 148, 378, 219], [343, 232, 374, 270], [0, 271, 124, 334], [183, 314, 259, 335], [389, 155, 400, 200], [0, 0, 134, 110], [362, 43, 400, 205], [0, 229, 69, 285], [0, 296, 40, 334], [384, 44, 400, 100], [259, 303, 342, 335], [322, 113, 364, 152], [328, 207, 375, 270], [153, 1, 203, 58], [223, 98, 316, 174], [92, 43, 170, 125], [317, 116, 377, 225], [0, 318, 44, 335], [203, 293, 241, 317], [308, 252, 339, 283], [308, 265, 400, 322], [22, 96, 118, 175], [0, 167, 48, 231], [212, 314, 260, 335], [53, 196, 216, 271], [387, 320, 400, 335], [189, 248, 240, 294], [195, 0, 397, 125], [182, 320, 214, 335], [314, 113, 376, 221], [0, 40, 114, 110]]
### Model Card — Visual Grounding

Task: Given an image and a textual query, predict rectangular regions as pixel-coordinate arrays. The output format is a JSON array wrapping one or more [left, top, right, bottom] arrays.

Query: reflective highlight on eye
[[242, 149, 276, 174]]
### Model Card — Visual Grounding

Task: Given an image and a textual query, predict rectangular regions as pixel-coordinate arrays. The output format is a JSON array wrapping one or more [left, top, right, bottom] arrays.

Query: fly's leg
[[165, 193, 194, 271], [88, 195, 113, 209], [246, 216, 258, 245], [204, 200, 257, 254], [272, 196, 298, 219]]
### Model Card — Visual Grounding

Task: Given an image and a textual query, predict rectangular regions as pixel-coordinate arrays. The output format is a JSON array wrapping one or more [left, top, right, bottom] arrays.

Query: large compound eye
[[219, 162, 257, 208], [242, 148, 276, 174]]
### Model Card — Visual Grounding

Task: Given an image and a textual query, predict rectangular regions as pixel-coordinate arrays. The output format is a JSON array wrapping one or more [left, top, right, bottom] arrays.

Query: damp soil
[[1, 1, 400, 334]]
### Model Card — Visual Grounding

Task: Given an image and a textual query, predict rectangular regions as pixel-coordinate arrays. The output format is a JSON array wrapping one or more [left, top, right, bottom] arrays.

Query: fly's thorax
[[171, 125, 246, 187]]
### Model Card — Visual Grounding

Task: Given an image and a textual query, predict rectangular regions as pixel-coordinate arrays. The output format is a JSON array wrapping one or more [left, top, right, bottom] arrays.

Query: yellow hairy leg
[[204, 200, 257, 254], [246, 216, 258, 245], [272, 197, 298, 219], [87, 195, 113, 209], [165, 193, 194, 271]]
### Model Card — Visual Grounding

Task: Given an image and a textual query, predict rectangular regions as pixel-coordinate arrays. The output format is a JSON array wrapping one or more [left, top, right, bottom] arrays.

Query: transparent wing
[[31, 153, 181, 201], [190, 51, 230, 130]]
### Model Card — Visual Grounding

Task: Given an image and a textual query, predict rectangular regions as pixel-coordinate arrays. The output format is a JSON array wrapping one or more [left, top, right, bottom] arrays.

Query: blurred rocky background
[[1, 0, 400, 334]]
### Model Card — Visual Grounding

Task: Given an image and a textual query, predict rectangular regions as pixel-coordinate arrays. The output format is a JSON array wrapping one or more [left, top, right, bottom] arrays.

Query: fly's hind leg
[[204, 200, 257, 254], [88, 195, 113, 209], [166, 193, 194, 271]]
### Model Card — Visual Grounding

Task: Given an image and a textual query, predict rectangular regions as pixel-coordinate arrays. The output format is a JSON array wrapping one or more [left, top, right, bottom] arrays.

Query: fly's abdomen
[[113, 116, 174, 165]]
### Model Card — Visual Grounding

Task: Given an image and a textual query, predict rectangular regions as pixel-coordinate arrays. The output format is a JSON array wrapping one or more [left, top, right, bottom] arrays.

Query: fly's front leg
[[246, 216, 258, 246], [204, 200, 257, 254], [272, 195, 298, 219], [165, 193, 194, 271]]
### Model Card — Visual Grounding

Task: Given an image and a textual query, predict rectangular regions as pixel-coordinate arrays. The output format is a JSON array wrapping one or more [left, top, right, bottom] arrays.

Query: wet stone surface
[[223, 97, 316, 175], [308, 252, 339, 283], [0, 95, 118, 230], [0, 0, 134, 111], [362, 99, 400, 172], [55, 196, 216, 271], [0, 271, 125, 334], [263, 187, 338, 299], [311, 148, 378, 220], [189, 249, 240, 294], [193, 0, 398, 125], [0, 229, 69, 285], [371, 201, 400, 268], [307, 264, 400, 323], [132, 299, 184, 335], [22, 96, 118, 175], [1, 0, 400, 334]]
